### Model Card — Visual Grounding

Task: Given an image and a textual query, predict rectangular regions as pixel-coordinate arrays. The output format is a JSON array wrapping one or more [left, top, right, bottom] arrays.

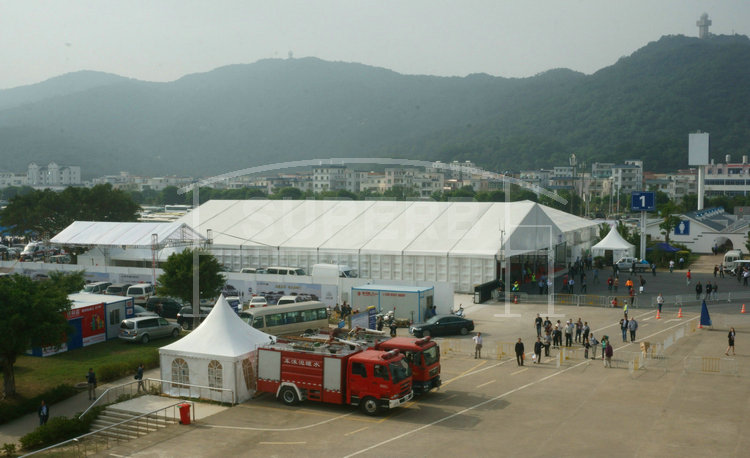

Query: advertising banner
[[67, 303, 106, 347]]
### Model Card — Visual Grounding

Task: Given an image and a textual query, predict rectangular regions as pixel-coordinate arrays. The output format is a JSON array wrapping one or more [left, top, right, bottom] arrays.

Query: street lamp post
[[569, 154, 577, 215]]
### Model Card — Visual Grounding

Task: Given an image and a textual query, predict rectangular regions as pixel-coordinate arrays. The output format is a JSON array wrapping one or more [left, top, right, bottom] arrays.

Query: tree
[[0, 184, 140, 237], [47, 270, 86, 294], [157, 249, 225, 308], [0, 274, 74, 397]]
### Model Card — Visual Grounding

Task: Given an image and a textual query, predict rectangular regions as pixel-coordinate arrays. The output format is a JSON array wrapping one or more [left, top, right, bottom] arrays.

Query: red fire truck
[[332, 328, 441, 395], [256, 339, 413, 415], [372, 336, 441, 394]]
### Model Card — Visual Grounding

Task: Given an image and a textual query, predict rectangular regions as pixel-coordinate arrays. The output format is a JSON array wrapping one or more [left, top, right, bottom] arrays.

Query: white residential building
[[27, 162, 81, 186]]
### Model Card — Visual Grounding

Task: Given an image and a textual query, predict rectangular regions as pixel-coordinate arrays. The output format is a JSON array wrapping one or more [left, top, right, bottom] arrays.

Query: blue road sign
[[631, 191, 655, 211], [674, 220, 690, 236]]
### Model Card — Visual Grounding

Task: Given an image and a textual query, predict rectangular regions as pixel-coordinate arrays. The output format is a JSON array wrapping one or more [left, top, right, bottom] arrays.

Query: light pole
[[569, 154, 577, 215]]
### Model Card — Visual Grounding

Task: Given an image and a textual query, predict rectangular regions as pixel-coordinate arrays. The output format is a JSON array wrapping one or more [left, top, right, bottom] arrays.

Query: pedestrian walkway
[[0, 367, 160, 448]]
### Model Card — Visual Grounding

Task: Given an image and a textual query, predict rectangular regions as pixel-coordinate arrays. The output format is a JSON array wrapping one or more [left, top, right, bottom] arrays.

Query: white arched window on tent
[[171, 358, 189, 388], [208, 360, 223, 390]]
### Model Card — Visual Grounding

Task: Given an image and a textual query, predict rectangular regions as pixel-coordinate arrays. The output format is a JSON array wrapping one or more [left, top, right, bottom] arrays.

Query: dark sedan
[[146, 296, 183, 319], [409, 314, 474, 338]]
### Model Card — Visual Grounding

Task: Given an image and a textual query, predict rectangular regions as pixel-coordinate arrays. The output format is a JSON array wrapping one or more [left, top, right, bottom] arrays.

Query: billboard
[[688, 132, 709, 166], [67, 303, 107, 347]]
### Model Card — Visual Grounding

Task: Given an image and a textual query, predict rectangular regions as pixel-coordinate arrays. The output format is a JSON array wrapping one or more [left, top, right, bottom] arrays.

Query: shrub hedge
[[19, 406, 105, 451]]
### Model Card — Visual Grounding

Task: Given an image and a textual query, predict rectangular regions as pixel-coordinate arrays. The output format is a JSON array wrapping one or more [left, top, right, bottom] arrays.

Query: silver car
[[118, 316, 180, 343]]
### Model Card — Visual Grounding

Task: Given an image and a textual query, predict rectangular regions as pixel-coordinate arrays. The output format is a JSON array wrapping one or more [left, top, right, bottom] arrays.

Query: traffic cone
[[513, 295, 518, 304], [742, 304, 746, 314], [655, 309, 661, 320], [677, 307, 683, 318]]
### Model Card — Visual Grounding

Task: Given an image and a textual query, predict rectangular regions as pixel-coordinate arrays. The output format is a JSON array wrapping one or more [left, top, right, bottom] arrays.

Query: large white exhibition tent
[[176, 199, 598, 292], [591, 225, 635, 261], [159, 296, 273, 404]]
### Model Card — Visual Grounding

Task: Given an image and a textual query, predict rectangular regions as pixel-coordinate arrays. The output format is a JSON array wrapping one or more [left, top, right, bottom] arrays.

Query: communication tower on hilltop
[[696, 13, 712, 39]]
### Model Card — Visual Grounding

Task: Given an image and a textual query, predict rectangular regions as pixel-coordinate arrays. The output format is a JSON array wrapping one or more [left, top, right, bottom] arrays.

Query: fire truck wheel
[[459, 327, 469, 335], [361, 396, 380, 416], [279, 387, 299, 406]]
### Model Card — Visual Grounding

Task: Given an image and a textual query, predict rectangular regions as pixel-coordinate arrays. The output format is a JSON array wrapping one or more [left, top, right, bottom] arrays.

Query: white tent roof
[[51, 221, 204, 248], [591, 225, 635, 252], [175, 199, 597, 257], [160, 296, 273, 359]]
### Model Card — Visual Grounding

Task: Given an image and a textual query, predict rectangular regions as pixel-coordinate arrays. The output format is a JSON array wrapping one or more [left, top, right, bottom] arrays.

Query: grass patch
[[1, 333, 182, 423]]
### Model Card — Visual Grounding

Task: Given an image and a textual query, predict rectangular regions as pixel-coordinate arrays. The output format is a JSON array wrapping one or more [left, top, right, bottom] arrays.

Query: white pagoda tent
[[159, 296, 273, 403]]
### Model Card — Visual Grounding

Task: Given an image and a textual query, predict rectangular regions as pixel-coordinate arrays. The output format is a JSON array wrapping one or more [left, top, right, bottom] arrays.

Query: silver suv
[[118, 316, 180, 343]]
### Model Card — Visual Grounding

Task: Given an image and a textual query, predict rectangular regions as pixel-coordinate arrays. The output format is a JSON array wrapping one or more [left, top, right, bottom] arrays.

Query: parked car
[[146, 296, 183, 319], [118, 316, 180, 343], [240, 267, 267, 274], [409, 314, 475, 338], [126, 283, 154, 305], [133, 305, 158, 317], [615, 257, 649, 273], [105, 283, 132, 296], [176, 306, 213, 330], [81, 281, 112, 294], [247, 296, 268, 308]]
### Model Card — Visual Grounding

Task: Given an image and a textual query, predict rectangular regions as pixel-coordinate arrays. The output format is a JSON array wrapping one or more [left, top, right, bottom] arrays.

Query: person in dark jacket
[[86, 368, 97, 401], [38, 400, 49, 425], [515, 338, 525, 366], [533, 337, 543, 364]]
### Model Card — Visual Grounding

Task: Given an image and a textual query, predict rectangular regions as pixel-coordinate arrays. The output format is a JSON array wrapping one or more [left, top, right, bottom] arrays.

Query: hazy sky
[[2, 0, 749, 90]]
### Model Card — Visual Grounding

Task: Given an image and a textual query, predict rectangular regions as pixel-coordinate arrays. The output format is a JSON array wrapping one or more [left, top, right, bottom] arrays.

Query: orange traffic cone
[[677, 307, 683, 318], [742, 304, 746, 314], [655, 309, 661, 320]]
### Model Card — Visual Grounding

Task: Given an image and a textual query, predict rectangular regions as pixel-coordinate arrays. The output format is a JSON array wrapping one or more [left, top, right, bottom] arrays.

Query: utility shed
[[351, 284, 434, 322]]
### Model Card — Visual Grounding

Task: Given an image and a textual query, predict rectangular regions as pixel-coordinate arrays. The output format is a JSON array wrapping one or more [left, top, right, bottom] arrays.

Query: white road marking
[[511, 368, 528, 376], [476, 379, 496, 388], [345, 427, 369, 436], [344, 315, 698, 458], [259, 441, 306, 445], [203, 412, 353, 431]]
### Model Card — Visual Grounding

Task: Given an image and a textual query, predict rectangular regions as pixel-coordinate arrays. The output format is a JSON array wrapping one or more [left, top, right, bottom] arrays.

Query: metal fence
[[683, 356, 739, 376], [24, 401, 192, 457], [548, 293, 639, 308], [652, 290, 750, 308], [81, 378, 235, 419]]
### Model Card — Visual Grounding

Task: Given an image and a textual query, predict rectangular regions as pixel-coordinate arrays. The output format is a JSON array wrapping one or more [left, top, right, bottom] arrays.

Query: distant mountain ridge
[[0, 34, 748, 178]]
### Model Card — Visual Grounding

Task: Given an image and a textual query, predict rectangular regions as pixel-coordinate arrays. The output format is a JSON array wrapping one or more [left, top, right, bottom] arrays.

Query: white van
[[240, 267, 267, 274], [724, 250, 743, 269], [277, 295, 304, 305], [265, 266, 306, 276], [127, 283, 155, 305], [311, 263, 358, 278]]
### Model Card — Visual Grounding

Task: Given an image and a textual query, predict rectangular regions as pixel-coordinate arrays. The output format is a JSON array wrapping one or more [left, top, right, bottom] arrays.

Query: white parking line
[[344, 315, 697, 458], [476, 379, 496, 388], [203, 412, 353, 431]]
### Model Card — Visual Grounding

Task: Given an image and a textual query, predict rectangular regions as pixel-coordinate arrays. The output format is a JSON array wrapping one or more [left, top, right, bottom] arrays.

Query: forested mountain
[[0, 34, 748, 177]]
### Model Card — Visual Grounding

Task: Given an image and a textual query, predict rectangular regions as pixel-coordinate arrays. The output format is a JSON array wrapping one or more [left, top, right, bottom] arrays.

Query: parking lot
[[103, 297, 750, 458]]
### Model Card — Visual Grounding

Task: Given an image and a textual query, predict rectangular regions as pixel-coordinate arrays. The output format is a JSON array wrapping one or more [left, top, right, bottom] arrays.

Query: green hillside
[[0, 34, 748, 177]]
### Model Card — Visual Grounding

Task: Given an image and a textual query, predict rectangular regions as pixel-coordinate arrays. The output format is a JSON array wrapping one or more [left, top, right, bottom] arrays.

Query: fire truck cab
[[257, 339, 413, 415], [373, 336, 441, 394]]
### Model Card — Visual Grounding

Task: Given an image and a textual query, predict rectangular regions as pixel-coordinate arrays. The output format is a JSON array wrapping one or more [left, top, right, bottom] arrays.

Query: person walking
[[533, 337, 543, 364], [543, 331, 551, 357], [720, 264, 725, 278], [135, 363, 145, 393], [38, 400, 49, 426], [614, 277, 619, 293], [714, 265, 719, 278], [589, 334, 599, 360], [86, 368, 97, 401], [601, 336, 608, 361], [575, 318, 583, 343], [535, 314, 543, 338], [695, 281, 702, 300], [582, 321, 590, 344], [515, 338, 525, 366], [712, 282, 718, 301], [623, 301, 628, 318], [651, 263, 656, 277], [565, 320, 573, 347], [686, 269, 691, 286], [620, 318, 628, 342], [639, 275, 646, 294], [726, 327, 736, 356], [680, 257, 685, 269], [657, 293, 664, 313], [628, 317, 638, 342], [604, 341, 614, 368], [669, 259, 675, 273], [607, 276, 613, 292], [473, 332, 483, 359]]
